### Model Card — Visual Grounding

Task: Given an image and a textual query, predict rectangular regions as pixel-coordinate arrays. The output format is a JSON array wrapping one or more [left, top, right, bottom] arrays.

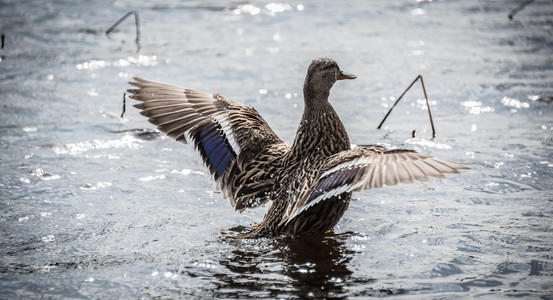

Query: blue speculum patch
[[198, 123, 234, 177], [308, 167, 359, 201]]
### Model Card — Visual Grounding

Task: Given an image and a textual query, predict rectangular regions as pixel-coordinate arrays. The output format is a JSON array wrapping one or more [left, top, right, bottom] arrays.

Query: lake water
[[1, 0, 552, 298]]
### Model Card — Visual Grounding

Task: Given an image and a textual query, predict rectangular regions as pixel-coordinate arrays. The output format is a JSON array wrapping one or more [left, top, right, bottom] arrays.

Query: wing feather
[[284, 145, 469, 223], [128, 77, 289, 211]]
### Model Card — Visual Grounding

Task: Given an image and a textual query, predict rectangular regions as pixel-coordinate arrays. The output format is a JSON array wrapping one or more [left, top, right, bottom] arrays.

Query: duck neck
[[290, 99, 350, 162], [303, 80, 330, 105]]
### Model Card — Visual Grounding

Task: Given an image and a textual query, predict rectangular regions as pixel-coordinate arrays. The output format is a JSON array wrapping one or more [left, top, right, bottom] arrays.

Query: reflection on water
[[186, 233, 404, 298]]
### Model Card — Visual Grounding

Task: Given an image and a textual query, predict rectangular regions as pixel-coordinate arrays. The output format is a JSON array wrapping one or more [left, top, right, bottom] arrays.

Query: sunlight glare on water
[[76, 55, 159, 71]]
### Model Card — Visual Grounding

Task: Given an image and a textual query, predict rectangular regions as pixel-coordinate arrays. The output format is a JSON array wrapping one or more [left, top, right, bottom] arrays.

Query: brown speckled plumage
[[128, 57, 469, 238]]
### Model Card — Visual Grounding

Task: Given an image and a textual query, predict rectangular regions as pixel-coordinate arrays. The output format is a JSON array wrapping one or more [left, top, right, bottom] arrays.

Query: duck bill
[[337, 71, 356, 80]]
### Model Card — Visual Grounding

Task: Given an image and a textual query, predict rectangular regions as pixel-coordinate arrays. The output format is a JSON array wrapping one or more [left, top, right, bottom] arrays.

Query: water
[[1, 0, 552, 298]]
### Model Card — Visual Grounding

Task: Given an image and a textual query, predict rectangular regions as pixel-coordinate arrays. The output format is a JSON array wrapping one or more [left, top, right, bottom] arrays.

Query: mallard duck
[[128, 57, 468, 238]]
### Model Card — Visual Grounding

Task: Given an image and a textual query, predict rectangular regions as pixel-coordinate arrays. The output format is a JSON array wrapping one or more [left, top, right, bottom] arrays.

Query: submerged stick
[[121, 93, 126, 118], [508, 0, 535, 20], [1, 34, 4, 49], [377, 74, 436, 139], [106, 10, 141, 53]]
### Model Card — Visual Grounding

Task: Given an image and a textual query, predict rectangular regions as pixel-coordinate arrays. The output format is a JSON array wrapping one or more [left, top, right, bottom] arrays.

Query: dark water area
[[1, 0, 553, 298]]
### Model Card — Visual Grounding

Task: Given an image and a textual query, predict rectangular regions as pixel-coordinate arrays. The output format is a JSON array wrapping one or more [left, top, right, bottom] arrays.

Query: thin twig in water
[[1, 34, 4, 49], [121, 93, 126, 118], [508, 0, 535, 20], [106, 11, 141, 53], [377, 75, 436, 139]]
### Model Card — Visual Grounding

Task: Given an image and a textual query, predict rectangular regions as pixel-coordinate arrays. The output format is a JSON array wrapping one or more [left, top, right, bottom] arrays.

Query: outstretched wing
[[128, 77, 289, 211], [285, 144, 469, 223]]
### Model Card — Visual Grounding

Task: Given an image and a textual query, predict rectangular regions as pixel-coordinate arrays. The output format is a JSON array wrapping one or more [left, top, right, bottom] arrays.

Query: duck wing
[[284, 144, 469, 223], [128, 77, 289, 211]]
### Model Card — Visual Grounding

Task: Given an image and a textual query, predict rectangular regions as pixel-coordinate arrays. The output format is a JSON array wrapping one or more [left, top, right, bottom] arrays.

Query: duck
[[127, 57, 469, 238]]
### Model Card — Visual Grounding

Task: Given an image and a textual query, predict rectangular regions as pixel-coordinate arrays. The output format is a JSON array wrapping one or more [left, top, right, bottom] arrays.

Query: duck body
[[249, 98, 352, 237], [128, 57, 469, 238]]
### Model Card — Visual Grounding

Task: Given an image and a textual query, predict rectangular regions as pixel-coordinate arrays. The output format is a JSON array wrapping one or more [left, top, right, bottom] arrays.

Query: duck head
[[303, 57, 356, 105]]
